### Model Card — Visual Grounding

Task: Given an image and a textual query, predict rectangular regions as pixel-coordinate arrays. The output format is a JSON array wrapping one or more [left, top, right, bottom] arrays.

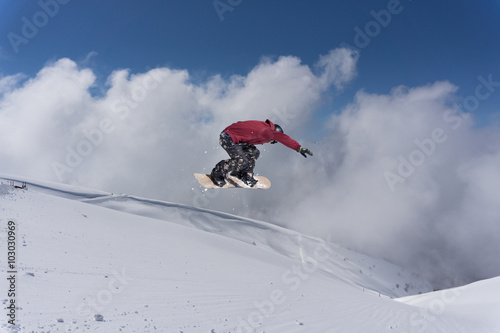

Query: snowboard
[[193, 173, 271, 189]]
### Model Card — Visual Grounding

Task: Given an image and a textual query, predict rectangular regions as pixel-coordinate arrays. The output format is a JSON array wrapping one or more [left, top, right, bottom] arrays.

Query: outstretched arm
[[268, 131, 313, 157]]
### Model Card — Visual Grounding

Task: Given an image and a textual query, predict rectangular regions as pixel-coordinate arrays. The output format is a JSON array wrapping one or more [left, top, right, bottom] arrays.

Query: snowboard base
[[194, 173, 271, 189]]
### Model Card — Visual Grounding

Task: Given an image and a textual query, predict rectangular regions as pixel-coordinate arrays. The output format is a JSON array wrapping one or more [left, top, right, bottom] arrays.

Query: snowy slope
[[1, 175, 499, 332], [397, 278, 500, 332]]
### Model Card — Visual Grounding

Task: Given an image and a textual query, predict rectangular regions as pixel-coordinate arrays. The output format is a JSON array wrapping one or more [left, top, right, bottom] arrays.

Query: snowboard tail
[[193, 173, 270, 189]]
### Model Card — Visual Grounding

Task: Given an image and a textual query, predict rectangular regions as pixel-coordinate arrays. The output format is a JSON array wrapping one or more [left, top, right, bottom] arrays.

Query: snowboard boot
[[210, 169, 226, 187], [242, 175, 258, 187], [231, 171, 258, 187]]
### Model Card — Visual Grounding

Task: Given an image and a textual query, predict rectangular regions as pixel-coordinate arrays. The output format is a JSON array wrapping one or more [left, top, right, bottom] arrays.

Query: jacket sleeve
[[271, 132, 301, 151]]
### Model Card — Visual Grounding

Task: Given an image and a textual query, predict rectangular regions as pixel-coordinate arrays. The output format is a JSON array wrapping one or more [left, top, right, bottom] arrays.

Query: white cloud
[[275, 81, 500, 288], [0, 73, 26, 96], [0, 59, 94, 178], [317, 48, 359, 90], [0, 48, 358, 195]]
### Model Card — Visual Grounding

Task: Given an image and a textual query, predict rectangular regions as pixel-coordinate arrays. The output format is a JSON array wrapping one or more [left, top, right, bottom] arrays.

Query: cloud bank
[[0, 48, 358, 198], [277, 82, 500, 288], [1, 48, 499, 288]]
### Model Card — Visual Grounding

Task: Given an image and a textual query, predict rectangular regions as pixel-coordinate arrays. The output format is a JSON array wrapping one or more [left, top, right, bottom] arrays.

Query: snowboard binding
[[231, 171, 258, 187], [195, 173, 270, 189]]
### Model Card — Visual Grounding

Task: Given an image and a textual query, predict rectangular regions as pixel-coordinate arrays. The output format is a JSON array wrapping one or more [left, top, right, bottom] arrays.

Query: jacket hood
[[265, 119, 275, 131]]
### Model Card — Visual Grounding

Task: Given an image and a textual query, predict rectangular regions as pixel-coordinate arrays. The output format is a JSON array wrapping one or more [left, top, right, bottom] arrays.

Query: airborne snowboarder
[[210, 119, 313, 187]]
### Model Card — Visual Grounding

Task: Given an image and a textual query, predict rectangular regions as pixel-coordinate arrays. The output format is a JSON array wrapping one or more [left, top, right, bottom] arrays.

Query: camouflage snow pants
[[212, 131, 260, 177]]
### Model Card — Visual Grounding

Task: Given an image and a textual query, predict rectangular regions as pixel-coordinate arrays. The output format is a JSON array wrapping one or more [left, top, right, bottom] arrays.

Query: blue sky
[[1, 0, 499, 123]]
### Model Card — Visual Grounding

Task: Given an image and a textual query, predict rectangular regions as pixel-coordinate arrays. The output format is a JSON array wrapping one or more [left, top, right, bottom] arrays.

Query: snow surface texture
[[0, 175, 499, 332]]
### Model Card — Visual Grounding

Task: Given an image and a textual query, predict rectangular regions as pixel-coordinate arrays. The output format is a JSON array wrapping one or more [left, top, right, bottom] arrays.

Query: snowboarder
[[210, 119, 313, 187]]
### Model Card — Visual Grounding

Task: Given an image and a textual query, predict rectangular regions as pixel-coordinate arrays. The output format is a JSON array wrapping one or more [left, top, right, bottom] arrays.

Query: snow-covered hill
[[1, 175, 499, 332]]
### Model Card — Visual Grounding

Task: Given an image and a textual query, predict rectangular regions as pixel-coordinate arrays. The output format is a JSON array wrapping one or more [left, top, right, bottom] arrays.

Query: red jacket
[[224, 119, 301, 152]]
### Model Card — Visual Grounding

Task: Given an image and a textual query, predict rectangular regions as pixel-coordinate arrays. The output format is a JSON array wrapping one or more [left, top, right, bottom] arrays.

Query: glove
[[298, 147, 313, 158]]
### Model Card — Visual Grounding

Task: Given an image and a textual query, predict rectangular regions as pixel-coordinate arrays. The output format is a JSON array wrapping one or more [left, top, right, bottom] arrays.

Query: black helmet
[[271, 124, 283, 144]]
